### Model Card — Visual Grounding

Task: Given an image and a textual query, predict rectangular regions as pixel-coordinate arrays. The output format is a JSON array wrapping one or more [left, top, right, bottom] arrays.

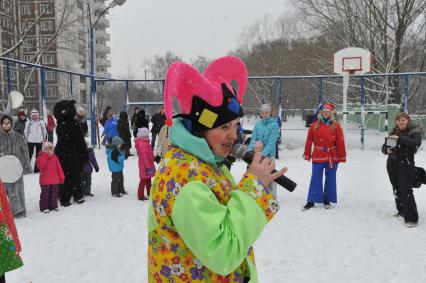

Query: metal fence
[[1, 56, 426, 148]]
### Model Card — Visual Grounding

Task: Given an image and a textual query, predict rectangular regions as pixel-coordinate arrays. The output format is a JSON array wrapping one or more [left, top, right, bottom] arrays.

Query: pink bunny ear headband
[[163, 56, 248, 133]]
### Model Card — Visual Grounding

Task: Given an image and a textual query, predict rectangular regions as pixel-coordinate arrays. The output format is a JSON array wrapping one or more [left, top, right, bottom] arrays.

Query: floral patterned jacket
[[0, 180, 23, 276], [147, 119, 279, 283]]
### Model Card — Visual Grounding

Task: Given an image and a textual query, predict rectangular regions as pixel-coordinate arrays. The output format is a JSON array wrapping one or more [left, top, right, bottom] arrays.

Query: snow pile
[[6, 118, 426, 283]]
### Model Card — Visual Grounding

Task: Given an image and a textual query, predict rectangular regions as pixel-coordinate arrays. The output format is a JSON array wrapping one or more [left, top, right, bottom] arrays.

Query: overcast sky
[[108, 0, 291, 78]]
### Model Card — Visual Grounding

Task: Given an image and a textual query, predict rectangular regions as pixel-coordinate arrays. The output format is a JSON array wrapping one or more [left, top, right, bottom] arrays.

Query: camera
[[385, 137, 398, 148]]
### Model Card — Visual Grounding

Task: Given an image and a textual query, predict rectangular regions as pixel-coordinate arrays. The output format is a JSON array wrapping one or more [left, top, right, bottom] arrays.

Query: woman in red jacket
[[303, 104, 346, 210], [36, 142, 65, 213]]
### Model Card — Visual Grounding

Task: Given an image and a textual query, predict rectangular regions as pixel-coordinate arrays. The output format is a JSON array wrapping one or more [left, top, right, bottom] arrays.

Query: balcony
[[96, 17, 110, 29], [95, 30, 110, 41], [96, 58, 111, 68], [95, 44, 110, 54]]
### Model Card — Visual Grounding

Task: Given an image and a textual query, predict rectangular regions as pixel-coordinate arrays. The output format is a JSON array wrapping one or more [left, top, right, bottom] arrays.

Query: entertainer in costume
[[53, 100, 89, 206], [303, 103, 346, 210], [0, 179, 23, 283], [0, 91, 32, 218], [147, 56, 287, 283]]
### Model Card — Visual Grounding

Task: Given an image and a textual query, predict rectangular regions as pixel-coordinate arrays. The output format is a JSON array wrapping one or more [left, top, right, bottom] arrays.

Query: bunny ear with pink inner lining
[[204, 56, 247, 104], [163, 56, 248, 125]]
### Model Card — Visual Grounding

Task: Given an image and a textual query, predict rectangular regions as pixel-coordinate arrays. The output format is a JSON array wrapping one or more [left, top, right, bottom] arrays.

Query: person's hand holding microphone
[[247, 152, 287, 186]]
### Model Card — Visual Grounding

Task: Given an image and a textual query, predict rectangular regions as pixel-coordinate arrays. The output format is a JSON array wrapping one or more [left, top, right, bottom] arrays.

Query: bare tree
[[294, 0, 426, 106]]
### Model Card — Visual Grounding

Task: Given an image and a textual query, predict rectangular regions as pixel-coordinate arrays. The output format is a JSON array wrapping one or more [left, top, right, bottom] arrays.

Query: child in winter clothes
[[135, 127, 156, 200], [0, 179, 23, 283], [82, 144, 99, 197], [36, 141, 64, 213], [106, 136, 127, 197]]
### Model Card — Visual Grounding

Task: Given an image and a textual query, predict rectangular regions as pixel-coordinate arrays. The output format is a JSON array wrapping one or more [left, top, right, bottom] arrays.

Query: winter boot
[[302, 202, 315, 211], [405, 222, 417, 228], [324, 202, 331, 209]]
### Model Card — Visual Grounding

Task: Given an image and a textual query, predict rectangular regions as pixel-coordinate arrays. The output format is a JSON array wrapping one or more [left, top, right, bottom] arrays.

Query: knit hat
[[322, 103, 335, 111], [111, 136, 123, 147], [137, 127, 149, 138], [77, 106, 85, 113], [31, 109, 39, 116], [18, 110, 26, 117], [260, 104, 271, 113], [42, 141, 53, 152], [164, 56, 247, 133]]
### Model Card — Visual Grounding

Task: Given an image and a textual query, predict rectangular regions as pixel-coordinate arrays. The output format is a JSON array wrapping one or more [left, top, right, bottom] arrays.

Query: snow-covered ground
[[7, 117, 426, 283]]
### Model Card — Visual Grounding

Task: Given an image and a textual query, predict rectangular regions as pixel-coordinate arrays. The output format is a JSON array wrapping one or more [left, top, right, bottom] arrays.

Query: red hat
[[322, 103, 335, 111], [164, 56, 247, 132]]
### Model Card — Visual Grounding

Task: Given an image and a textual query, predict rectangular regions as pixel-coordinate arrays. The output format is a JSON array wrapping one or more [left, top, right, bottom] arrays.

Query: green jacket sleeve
[[171, 180, 268, 276]]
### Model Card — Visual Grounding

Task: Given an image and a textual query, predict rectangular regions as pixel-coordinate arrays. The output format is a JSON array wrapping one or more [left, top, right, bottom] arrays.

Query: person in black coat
[[54, 100, 89, 206], [13, 110, 27, 136], [118, 111, 132, 157], [133, 109, 149, 138], [150, 108, 166, 148], [382, 112, 422, 228], [130, 107, 140, 131]]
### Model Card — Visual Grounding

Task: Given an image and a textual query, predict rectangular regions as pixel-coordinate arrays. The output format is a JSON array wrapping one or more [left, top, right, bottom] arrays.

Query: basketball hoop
[[334, 48, 371, 76], [333, 47, 372, 131]]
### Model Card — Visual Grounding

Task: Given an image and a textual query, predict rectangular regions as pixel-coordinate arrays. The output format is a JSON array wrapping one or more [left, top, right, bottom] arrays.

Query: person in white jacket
[[24, 109, 47, 173]]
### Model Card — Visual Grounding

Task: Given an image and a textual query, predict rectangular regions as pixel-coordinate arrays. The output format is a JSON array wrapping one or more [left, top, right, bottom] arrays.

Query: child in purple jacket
[[82, 145, 99, 197]]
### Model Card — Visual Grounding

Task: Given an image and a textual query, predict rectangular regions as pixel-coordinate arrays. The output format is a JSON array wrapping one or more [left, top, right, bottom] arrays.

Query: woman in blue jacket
[[247, 104, 280, 197]]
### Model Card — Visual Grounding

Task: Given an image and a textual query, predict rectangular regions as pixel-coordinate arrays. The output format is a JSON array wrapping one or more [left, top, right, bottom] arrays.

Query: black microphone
[[231, 144, 297, 192]]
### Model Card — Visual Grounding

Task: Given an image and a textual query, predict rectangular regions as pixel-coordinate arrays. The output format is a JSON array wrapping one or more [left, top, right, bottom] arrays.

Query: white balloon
[[0, 155, 23, 183], [9, 90, 24, 110]]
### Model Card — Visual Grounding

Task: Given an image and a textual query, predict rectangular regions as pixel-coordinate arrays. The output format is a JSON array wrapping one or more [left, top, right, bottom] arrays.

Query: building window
[[46, 71, 56, 81], [40, 37, 51, 46], [26, 87, 36, 98], [42, 54, 55, 65], [20, 4, 32, 16], [47, 86, 57, 97], [21, 21, 32, 32], [24, 70, 35, 82], [80, 90, 86, 104], [23, 55, 32, 62], [80, 76, 86, 83], [39, 3, 51, 13], [40, 20, 54, 32], [23, 38, 36, 51]]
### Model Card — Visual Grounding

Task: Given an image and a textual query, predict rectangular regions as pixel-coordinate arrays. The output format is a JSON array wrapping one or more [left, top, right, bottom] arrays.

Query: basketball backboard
[[334, 47, 371, 75]]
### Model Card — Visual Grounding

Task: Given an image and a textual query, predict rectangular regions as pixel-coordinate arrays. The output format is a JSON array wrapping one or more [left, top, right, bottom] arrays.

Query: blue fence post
[[359, 76, 366, 150], [318, 78, 323, 103], [40, 67, 47, 117], [403, 75, 409, 113], [6, 60, 11, 94], [275, 78, 283, 110], [69, 73, 73, 98], [125, 80, 129, 112]]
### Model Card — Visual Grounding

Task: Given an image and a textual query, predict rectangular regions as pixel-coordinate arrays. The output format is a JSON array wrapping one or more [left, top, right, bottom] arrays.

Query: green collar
[[170, 118, 221, 166]]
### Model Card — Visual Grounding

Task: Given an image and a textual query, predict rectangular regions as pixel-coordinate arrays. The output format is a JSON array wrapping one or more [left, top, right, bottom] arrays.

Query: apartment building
[[0, 0, 112, 112]]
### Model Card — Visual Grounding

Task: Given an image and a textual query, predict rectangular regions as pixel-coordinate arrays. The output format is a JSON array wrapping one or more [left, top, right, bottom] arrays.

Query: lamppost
[[88, 0, 126, 147]]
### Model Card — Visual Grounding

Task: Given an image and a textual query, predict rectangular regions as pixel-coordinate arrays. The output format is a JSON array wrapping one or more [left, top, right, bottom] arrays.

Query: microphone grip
[[271, 169, 297, 192], [242, 151, 297, 192]]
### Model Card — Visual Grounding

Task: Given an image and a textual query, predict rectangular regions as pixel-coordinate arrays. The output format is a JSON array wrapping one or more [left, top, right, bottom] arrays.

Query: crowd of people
[[0, 55, 424, 282]]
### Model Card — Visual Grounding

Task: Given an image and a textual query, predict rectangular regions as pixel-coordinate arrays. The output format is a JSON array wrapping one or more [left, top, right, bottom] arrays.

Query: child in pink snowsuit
[[135, 128, 156, 201], [36, 141, 64, 213]]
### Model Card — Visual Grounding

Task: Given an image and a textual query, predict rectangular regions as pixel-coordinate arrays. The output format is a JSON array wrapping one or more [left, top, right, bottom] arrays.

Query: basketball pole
[[342, 74, 349, 129]]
